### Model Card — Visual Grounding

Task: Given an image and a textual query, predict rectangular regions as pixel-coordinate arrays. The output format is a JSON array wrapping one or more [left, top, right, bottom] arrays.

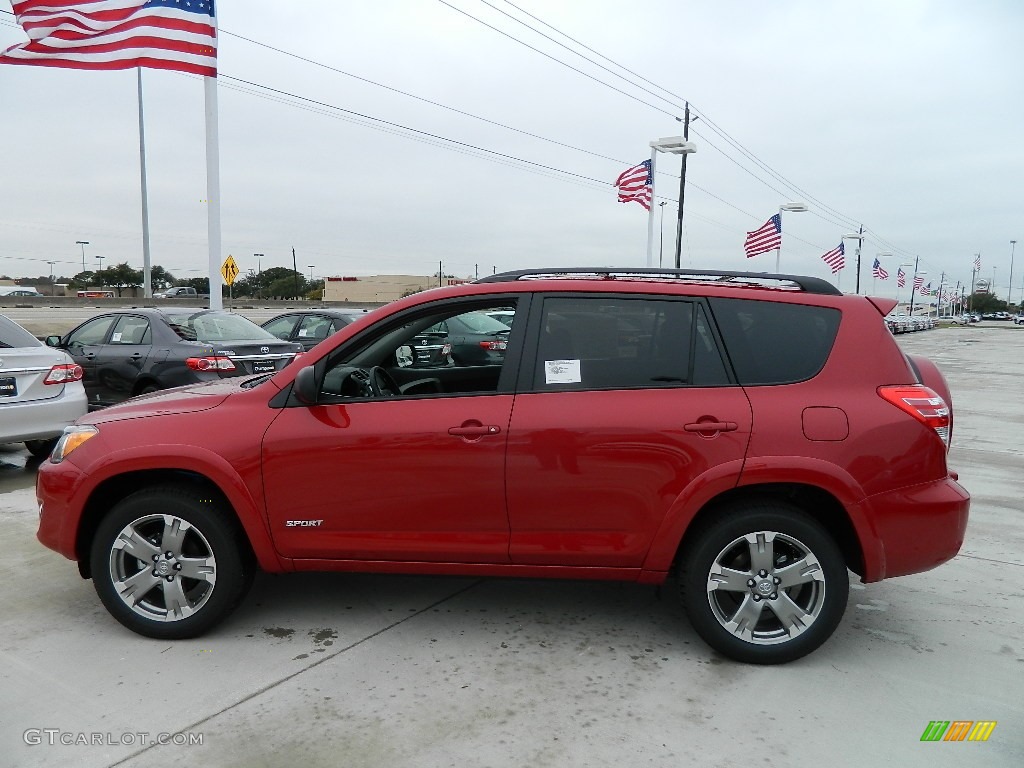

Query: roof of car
[[475, 267, 842, 296]]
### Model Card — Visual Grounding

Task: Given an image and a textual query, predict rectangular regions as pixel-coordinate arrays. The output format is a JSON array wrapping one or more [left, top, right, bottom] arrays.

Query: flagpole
[[646, 147, 657, 268], [205, 74, 223, 310], [137, 68, 153, 299]]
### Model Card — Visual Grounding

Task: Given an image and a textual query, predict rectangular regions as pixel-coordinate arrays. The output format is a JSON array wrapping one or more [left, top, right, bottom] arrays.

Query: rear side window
[[532, 296, 730, 390], [709, 298, 840, 385]]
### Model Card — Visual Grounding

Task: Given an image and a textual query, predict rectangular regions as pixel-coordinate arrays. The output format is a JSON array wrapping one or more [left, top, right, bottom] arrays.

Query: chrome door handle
[[684, 421, 738, 433]]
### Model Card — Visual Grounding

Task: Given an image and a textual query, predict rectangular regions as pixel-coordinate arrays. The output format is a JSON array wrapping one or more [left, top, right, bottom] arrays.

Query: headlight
[[50, 425, 99, 463]]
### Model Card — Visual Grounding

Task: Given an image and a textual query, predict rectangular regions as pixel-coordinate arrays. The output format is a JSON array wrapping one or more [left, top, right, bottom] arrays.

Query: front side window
[[66, 316, 116, 348], [263, 315, 298, 341], [317, 299, 519, 400], [531, 296, 729, 391]]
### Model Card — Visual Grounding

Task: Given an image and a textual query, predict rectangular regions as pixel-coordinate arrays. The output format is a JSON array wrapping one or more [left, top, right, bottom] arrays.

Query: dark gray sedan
[[47, 308, 302, 408]]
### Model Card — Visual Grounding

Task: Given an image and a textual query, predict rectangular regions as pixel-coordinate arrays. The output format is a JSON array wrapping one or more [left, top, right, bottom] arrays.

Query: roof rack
[[475, 267, 842, 296]]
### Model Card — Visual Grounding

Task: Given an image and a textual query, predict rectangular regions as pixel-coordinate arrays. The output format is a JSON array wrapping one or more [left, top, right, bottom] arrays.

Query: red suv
[[36, 268, 969, 664]]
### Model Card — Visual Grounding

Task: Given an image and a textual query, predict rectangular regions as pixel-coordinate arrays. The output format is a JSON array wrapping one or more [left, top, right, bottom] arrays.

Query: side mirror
[[293, 366, 319, 405], [395, 345, 414, 368], [45, 335, 63, 347]]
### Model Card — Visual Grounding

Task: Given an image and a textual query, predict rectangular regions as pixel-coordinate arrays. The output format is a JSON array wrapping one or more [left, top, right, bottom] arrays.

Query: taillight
[[43, 364, 84, 384], [878, 385, 951, 449], [186, 356, 236, 372], [479, 339, 508, 351]]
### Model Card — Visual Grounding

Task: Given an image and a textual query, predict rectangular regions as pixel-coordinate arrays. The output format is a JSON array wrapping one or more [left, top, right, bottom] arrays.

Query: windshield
[[164, 311, 278, 343]]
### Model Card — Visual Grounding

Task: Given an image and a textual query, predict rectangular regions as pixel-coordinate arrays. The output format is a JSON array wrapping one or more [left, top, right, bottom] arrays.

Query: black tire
[[137, 383, 161, 396], [679, 501, 848, 664], [89, 485, 253, 639], [25, 437, 58, 459]]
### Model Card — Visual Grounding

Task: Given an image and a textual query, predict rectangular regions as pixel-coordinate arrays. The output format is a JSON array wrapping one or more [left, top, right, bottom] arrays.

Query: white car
[[0, 314, 88, 457]]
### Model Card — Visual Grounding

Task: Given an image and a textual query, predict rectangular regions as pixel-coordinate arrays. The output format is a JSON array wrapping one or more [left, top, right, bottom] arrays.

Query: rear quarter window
[[708, 298, 840, 385], [0, 315, 42, 348]]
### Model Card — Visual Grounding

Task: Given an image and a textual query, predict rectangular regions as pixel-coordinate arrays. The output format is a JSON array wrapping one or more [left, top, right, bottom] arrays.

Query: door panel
[[506, 388, 751, 567], [262, 395, 514, 562]]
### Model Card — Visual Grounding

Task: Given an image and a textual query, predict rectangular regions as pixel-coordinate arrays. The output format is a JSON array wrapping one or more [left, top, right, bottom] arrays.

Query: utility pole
[[292, 247, 299, 299], [908, 255, 920, 316], [674, 102, 691, 269], [853, 225, 864, 294]]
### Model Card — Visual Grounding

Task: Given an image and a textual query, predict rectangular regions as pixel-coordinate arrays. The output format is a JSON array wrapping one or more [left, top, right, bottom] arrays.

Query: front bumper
[[36, 457, 90, 561]]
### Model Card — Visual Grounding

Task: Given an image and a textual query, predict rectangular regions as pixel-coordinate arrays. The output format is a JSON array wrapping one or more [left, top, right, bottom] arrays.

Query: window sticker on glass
[[111, 332, 122, 343], [545, 359, 581, 384], [298, 329, 308, 337]]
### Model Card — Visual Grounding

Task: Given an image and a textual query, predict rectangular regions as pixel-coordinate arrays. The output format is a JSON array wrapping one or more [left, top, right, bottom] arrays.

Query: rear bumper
[[863, 475, 970, 582], [0, 386, 88, 444]]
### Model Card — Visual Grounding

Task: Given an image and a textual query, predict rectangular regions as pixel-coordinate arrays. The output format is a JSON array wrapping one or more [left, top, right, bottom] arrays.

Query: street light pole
[[658, 202, 667, 268], [776, 202, 809, 272], [308, 265, 315, 283], [1009, 240, 1017, 308], [647, 135, 697, 268], [908, 256, 922, 317], [76, 241, 89, 273]]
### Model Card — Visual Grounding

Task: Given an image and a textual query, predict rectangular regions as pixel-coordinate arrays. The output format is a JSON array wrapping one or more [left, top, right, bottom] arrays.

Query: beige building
[[323, 274, 471, 303]]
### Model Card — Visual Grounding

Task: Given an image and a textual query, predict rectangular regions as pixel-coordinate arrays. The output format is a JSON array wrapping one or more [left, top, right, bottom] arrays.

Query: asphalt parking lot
[[1, 318, 1021, 768]]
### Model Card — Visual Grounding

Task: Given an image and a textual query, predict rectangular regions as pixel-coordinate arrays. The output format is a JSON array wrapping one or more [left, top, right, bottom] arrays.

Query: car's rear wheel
[[679, 501, 849, 664], [90, 486, 252, 639]]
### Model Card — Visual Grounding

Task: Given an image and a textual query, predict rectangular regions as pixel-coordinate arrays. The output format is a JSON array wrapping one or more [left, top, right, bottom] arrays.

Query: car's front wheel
[[90, 486, 253, 639], [679, 501, 849, 664], [25, 438, 58, 458]]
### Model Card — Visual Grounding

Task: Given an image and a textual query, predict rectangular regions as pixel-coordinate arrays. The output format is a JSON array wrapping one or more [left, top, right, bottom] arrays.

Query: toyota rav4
[[36, 268, 969, 664]]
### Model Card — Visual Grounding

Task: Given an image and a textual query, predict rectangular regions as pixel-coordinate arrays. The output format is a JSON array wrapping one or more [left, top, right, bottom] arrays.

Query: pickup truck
[[154, 286, 209, 299]]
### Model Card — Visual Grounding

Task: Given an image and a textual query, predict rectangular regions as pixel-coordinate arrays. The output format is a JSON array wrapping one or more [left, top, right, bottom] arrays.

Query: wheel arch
[[74, 468, 281, 578], [673, 483, 866, 577]]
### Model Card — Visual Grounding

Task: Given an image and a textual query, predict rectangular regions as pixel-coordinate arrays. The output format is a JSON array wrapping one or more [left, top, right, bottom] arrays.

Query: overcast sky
[[2, 0, 1022, 300]]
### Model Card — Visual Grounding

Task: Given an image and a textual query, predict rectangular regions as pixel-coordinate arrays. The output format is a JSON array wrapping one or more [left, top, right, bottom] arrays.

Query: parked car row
[[884, 314, 938, 334]]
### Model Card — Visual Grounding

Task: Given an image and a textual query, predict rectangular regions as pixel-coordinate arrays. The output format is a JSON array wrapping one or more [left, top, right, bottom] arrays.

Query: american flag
[[973, 254, 981, 271], [0, 1, 217, 77], [897, 268, 906, 288], [872, 258, 889, 280], [744, 214, 782, 258], [913, 275, 924, 293], [820, 242, 845, 274], [921, 281, 931, 296], [614, 160, 652, 210]]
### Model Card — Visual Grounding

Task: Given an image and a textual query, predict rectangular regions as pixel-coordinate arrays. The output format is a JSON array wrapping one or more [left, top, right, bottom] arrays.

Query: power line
[[486, 0, 862, 229]]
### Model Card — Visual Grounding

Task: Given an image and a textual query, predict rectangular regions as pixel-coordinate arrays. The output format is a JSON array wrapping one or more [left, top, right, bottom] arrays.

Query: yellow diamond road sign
[[220, 255, 239, 286]]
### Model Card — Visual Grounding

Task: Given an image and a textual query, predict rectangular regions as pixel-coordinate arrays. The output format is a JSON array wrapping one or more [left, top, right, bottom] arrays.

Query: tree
[[967, 291, 1008, 314], [69, 271, 97, 290], [150, 265, 176, 290], [99, 263, 143, 297], [183, 277, 211, 296], [267, 274, 307, 299]]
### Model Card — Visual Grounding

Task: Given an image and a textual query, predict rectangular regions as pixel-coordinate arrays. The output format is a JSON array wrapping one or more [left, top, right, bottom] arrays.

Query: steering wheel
[[365, 366, 400, 397]]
